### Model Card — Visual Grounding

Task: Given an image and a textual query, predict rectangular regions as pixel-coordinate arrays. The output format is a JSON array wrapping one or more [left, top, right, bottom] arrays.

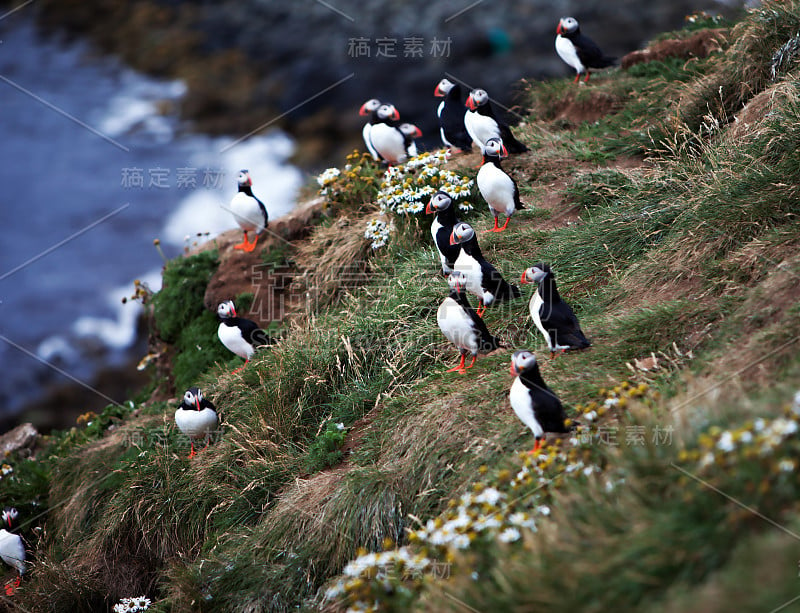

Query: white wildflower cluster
[[375, 150, 473, 216], [112, 596, 151, 612], [323, 547, 433, 604], [689, 393, 800, 473], [364, 218, 393, 250], [411, 485, 537, 551], [0, 464, 13, 480], [316, 167, 341, 196]]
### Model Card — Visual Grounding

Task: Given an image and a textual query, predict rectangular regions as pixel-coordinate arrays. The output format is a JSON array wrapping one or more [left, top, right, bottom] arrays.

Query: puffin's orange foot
[[476, 306, 486, 318], [5, 576, 20, 595]]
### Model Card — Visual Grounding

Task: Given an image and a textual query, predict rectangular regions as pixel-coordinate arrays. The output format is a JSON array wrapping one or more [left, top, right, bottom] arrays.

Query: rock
[[0, 423, 39, 457]]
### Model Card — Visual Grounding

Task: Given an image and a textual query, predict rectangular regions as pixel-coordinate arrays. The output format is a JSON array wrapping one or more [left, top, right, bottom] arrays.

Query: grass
[[8, 4, 800, 611]]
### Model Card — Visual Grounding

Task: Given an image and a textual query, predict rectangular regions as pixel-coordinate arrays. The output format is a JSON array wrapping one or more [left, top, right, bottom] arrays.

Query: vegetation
[[3, 3, 800, 611]]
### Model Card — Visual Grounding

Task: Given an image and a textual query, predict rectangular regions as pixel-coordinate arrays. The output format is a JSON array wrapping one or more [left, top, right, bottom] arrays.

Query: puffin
[[368, 103, 409, 165], [174, 387, 219, 459], [464, 88, 528, 154], [449, 222, 521, 316], [477, 137, 524, 232], [359, 98, 382, 160], [398, 122, 422, 159], [556, 17, 616, 83], [216, 300, 273, 371], [0, 508, 25, 595], [434, 78, 472, 152], [437, 271, 502, 373], [230, 170, 269, 252], [509, 350, 569, 453], [426, 190, 462, 275], [521, 263, 591, 356]]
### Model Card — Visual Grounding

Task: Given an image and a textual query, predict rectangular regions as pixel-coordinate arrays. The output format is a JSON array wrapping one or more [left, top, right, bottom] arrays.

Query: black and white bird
[[449, 222, 521, 316], [174, 387, 219, 459], [0, 508, 25, 595], [368, 103, 410, 165], [437, 271, 502, 373], [556, 17, 616, 83], [521, 263, 591, 356], [359, 98, 383, 160], [434, 78, 472, 151], [464, 88, 528, 154], [426, 191, 462, 275], [216, 300, 272, 371], [509, 350, 569, 454], [398, 122, 422, 159], [478, 137, 523, 233], [230, 170, 269, 252]]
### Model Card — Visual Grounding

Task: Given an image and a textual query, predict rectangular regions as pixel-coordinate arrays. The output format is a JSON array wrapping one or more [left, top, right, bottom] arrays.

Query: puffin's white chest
[[0, 530, 25, 575], [437, 296, 479, 354], [509, 377, 543, 438], [230, 192, 266, 233], [369, 123, 407, 164], [218, 322, 254, 359], [464, 111, 500, 151], [529, 291, 552, 350], [453, 250, 484, 301], [362, 124, 379, 160], [175, 407, 218, 440], [477, 164, 516, 216], [556, 36, 584, 73]]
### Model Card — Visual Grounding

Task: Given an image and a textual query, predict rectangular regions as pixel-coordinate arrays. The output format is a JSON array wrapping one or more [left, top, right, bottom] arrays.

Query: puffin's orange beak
[[425, 201, 435, 214], [501, 144, 509, 157], [434, 84, 444, 97], [557, 23, 563, 35], [391, 108, 400, 121], [358, 103, 371, 116], [411, 126, 422, 138], [449, 232, 458, 246], [196, 398, 201, 411], [466, 95, 476, 111], [510, 362, 520, 376], [520, 272, 530, 284]]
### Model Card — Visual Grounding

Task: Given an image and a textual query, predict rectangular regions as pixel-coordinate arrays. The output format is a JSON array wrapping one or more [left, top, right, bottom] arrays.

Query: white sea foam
[[162, 133, 303, 246], [67, 269, 163, 351], [94, 73, 186, 143]]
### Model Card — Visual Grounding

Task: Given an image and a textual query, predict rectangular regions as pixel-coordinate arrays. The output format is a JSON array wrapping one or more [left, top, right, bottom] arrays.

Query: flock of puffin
[[0, 17, 615, 590]]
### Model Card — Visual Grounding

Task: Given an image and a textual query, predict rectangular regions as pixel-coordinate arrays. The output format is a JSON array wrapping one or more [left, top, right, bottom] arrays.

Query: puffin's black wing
[[498, 123, 529, 153], [236, 318, 274, 348], [542, 301, 591, 349], [480, 259, 521, 302], [512, 179, 524, 210], [534, 391, 570, 433], [574, 33, 616, 69], [441, 86, 473, 150], [255, 196, 269, 228]]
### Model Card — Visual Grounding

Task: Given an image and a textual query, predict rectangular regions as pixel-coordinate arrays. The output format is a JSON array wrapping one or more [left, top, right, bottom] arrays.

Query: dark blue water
[[0, 19, 301, 415]]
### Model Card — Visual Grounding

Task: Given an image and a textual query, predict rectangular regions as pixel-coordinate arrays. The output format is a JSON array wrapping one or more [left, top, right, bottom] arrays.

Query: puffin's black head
[[510, 350, 537, 377], [426, 191, 453, 214], [466, 88, 489, 111], [399, 123, 422, 139], [449, 222, 475, 246], [237, 170, 252, 188], [484, 137, 508, 159], [557, 16, 579, 35], [182, 387, 204, 411], [521, 263, 552, 285], [1, 507, 19, 530], [359, 98, 381, 116], [217, 300, 237, 320], [448, 270, 467, 294], [434, 78, 455, 97], [376, 103, 400, 122]]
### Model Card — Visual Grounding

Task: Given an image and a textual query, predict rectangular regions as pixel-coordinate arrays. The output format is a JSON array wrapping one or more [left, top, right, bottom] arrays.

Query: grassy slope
[[5, 4, 800, 611]]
